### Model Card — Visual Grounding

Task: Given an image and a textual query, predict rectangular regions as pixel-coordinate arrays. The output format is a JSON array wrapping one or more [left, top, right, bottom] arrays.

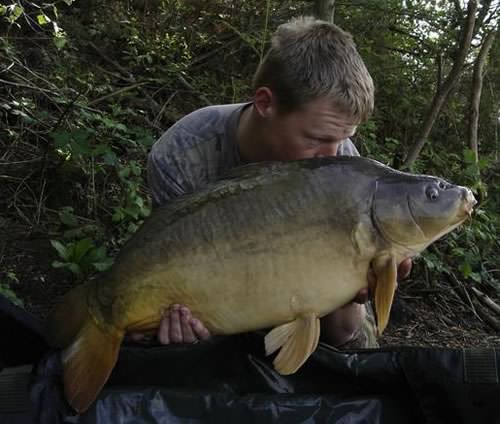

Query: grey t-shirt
[[147, 103, 360, 206], [146, 103, 377, 348]]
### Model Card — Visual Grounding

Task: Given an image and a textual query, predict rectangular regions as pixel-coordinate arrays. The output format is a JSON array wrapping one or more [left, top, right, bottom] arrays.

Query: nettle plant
[[48, 109, 154, 278]]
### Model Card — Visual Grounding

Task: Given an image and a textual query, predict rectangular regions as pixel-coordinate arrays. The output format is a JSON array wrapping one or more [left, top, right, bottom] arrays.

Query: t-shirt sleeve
[[147, 104, 243, 207], [147, 125, 207, 207], [338, 138, 360, 156], [147, 145, 186, 206]]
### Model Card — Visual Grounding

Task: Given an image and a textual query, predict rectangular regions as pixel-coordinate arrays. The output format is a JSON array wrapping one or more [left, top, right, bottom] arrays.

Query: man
[[136, 16, 411, 348]]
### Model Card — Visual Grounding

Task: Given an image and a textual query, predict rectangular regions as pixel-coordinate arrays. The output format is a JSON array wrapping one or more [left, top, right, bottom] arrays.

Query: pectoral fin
[[264, 313, 320, 375], [372, 255, 398, 335]]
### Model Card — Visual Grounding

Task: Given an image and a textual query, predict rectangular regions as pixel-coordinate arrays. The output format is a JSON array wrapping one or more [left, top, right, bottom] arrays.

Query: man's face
[[261, 96, 359, 161]]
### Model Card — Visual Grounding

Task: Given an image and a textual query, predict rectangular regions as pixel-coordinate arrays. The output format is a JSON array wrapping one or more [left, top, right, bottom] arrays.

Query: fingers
[[168, 304, 183, 343], [157, 309, 171, 344], [397, 258, 412, 282], [156, 304, 211, 345], [179, 307, 197, 343], [191, 318, 211, 341], [127, 332, 146, 342], [353, 287, 370, 304]]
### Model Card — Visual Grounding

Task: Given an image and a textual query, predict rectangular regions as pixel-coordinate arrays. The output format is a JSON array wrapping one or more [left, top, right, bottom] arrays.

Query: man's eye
[[307, 138, 321, 146]]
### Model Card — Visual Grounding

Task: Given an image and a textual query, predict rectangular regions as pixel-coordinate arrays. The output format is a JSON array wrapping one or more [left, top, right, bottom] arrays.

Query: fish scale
[[45, 156, 476, 413]]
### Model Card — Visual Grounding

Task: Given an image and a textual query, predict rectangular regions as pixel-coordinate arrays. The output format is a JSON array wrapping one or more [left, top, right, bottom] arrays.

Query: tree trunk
[[468, 29, 496, 163], [314, 0, 335, 23], [403, 0, 477, 168]]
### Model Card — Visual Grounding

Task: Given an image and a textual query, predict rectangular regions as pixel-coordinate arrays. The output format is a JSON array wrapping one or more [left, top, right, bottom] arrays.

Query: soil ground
[[1, 216, 499, 349]]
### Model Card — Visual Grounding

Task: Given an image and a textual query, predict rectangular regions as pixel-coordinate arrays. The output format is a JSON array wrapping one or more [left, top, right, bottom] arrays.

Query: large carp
[[46, 156, 476, 412]]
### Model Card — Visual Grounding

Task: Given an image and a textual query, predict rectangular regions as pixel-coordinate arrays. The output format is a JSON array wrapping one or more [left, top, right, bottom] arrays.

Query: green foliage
[[113, 160, 151, 228], [49, 206, 114, 278], [50, 238, 113, 277], [413, 148, 500, 292], [1, 0, 499, 300], [1, 1, 69, 48], [0, 272, 23, 307]]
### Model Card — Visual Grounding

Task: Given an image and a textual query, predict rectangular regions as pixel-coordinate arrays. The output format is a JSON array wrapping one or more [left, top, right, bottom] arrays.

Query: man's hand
[[157, 305, 211, 344], [128, 305, 211, 344], [321, 258, 412, 346]]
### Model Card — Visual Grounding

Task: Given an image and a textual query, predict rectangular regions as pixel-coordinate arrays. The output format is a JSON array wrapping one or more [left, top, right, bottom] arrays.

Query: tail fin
[[45, 284, 89, 348], [62, 319, 123, 413], [45, 284, 123, 413]]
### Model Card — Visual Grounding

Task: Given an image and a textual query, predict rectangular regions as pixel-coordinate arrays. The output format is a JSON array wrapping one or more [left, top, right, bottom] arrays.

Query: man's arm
[[321, 258, 413, 347]]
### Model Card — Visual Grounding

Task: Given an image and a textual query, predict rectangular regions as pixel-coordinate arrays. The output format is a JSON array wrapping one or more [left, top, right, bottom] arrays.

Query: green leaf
[[103, 151, 118, 165], [52, 260, 70, 269], [72, 137, 93, 156], [7, 4, 23, 23], [478, 158, 489, 170], [50, 240, 70, 261], [0, 5, 7, 16], [463, 149, 476, 164], [112, 210, 124, 222], [7, 272, 19, 283], [51, 131, 71, 148], [68, 263, 81, 275], [134, 196, 144, 208], [37, 14, 50, 25], [54, 34, 67, 50], [470, 272, 482, 283], [459, 262, 472, 278], [136, 135, 154, 146], [0, 282, 23, 307], [89, 245, 106, 261], [91, 144, 110, 156], [118, 167, 130, 178], [93, 258, 114, 272], [73, 238, 94, 262], [59, 207, 78, 227], [101, 117, 127, 131], [131, 163, 141, 176]]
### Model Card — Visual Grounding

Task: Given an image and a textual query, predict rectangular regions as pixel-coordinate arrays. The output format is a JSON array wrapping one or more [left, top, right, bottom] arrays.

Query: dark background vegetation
[[0, 0, 499, 345]]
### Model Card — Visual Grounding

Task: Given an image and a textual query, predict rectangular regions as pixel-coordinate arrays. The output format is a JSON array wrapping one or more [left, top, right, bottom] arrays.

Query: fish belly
[[118, 227, 371, 336]]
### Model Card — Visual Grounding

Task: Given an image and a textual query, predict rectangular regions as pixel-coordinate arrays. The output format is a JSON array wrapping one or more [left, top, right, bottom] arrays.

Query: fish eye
[[426, 186, 439, 201]]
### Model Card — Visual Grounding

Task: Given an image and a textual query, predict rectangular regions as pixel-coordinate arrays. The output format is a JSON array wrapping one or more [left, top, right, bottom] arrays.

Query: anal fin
[[264, 313, 320, 375]]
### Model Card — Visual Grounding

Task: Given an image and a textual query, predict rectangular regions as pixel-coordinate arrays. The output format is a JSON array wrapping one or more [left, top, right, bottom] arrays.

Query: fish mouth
[[449, 188, 476, 224], [461, 188, 477, 218]]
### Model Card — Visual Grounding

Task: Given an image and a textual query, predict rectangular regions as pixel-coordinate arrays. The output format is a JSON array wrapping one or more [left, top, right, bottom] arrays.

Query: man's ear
[[253, 87, 277, 118]]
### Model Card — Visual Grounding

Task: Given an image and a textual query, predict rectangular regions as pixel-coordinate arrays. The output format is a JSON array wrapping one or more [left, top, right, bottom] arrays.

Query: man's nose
[[315, 143, 339, 157]]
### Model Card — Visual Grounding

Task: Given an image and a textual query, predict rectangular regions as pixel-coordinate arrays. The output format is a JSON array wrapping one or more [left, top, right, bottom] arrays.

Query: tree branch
[[468, 29, 497, 163], [403, 0, 478, 167]]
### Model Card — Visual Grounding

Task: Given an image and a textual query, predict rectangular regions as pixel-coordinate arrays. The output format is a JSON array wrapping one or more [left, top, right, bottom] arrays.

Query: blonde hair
[[253, 16, 374, 122]]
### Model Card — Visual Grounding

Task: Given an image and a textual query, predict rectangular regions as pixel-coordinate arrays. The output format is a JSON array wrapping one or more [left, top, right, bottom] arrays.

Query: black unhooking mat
[[1, 294, 499, 424]]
